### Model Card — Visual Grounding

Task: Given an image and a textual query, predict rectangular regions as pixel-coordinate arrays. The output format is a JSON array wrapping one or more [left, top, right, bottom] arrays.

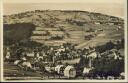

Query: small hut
[[55, 65, 65, 74], [64, 65, 76, 78]]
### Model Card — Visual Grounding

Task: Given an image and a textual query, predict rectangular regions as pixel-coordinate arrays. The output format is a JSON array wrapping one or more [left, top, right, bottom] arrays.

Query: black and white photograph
[[0, 0, 127, 82]]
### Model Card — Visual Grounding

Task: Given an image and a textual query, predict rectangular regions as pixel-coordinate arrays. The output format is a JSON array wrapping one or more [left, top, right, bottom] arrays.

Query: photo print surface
[[1, 0, 127, 82]]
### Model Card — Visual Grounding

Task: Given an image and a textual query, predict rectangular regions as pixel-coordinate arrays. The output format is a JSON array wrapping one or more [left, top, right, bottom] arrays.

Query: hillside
[[3, 10, 124, 48]]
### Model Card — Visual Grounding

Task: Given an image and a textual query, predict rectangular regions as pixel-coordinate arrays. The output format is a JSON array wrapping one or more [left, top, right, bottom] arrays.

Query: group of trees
[[4, 23, 36, 45], [91, 56, 124, 78], [95, 41, 115, 53], [95, 39, 124, 53]]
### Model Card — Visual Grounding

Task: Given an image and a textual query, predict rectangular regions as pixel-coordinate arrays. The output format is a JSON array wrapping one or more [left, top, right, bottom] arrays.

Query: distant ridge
[[4, 10, 123, 19], [4, 10, 124, 24]]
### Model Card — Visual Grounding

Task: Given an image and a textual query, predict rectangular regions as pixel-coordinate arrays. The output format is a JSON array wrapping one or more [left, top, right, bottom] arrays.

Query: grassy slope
[[3, 10, 124, 48]]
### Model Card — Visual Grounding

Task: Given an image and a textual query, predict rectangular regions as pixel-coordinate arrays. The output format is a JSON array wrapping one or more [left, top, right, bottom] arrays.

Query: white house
[[5, 51, 11, 60], [87, 51, 97, 58], [55, 65, 65, 74], [27, 52, 35, 57], [14, 60, 21, 65], [64, 65, 76, 78], [83, 67, 93, 74]]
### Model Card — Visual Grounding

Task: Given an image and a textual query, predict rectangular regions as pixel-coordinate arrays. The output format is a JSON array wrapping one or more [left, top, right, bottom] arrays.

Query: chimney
[[53, 56, 55, 63]]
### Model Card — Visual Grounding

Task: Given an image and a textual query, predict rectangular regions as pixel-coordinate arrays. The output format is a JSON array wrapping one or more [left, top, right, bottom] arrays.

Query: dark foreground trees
[[90, 56, 124, 78]]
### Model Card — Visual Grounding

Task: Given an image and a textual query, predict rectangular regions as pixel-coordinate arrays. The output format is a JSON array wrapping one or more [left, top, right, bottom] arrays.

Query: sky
[[3, 0, 125, 4], [3, 0, 125, 18]]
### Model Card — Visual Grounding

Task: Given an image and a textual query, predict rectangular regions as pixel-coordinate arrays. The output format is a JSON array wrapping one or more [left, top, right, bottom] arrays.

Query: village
[[4, 39, 124, 80], [3, 10, 125, 80]]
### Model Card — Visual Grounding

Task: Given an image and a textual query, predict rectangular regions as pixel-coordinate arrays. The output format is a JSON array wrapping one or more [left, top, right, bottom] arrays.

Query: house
[[57, 46, 66, 52], [45, 66, 55, 73], [21, 61, 32, 70], [83, 67, 93, 75], [113, 51, 118, 60], [108, 22, 114, 25], [14, 60, 21, 65], [27, 52, 35, 57], [61, 58, 80, 65], [55, 65, 65, 75], [64, 65, 76, 78], [5, 51, 11, 60], [87, 51, 97, 59], [97, 29, 103, 32], [94, 22, 100, 25]]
